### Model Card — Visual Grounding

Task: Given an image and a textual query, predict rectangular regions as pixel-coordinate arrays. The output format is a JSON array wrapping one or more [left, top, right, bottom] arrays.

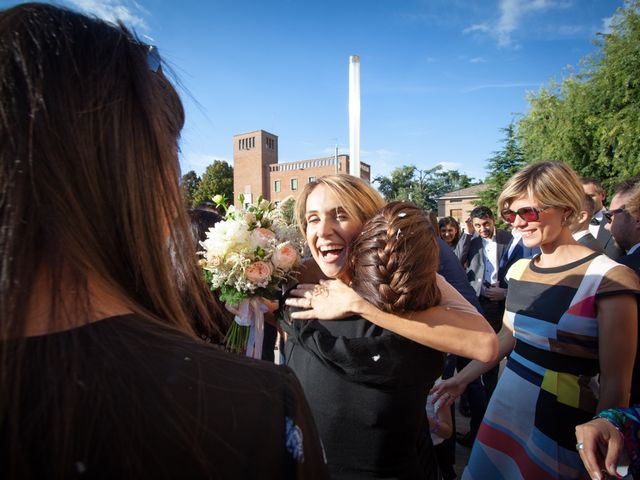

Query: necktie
[[590, 217, 600, 226]]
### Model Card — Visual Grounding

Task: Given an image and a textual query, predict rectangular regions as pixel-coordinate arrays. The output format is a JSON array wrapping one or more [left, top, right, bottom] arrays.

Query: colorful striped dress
[[463, 252, 640, 480]]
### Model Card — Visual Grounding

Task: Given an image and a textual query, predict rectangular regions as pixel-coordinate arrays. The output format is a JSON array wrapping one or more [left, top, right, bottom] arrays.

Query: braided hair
[[349, 201, 441, 314]]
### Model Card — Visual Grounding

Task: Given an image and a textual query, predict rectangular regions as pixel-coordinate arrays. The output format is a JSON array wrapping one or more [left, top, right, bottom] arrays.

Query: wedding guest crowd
[[4, 3, 640, 480]]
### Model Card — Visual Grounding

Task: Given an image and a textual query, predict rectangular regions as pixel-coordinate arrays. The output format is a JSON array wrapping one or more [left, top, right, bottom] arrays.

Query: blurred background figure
[[581, 177, 624, 259], [570, 194, 604, 253], [439, 216, 470, 263]]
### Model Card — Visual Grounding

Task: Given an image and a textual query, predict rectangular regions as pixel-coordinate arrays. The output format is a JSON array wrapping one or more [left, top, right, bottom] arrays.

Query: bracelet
[[595, 409, 627, 433]]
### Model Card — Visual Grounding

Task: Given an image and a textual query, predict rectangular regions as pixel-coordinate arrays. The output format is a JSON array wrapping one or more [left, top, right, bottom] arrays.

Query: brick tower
[[232, 130, 278, 207]]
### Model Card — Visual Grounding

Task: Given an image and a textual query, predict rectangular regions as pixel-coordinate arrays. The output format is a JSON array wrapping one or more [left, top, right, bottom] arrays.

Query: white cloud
[[470, 56, 486, 63], [65, 0, 149, 32], [464, 0, 570, 48], [601, 13, 621, 35]]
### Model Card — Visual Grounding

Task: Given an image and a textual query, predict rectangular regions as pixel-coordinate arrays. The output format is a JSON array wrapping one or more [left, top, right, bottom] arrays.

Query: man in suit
[[582, 177, 624, 259], [607, 176, 640, 273], [606, 176, 640, 404], [455, 206, 511, 448], [570, 194, 604, 254]]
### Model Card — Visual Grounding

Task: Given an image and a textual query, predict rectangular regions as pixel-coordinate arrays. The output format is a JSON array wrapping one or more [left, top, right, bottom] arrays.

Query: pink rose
[[250, 228, 276, 249], [246, 261, 272, 285], [272, 242, 299, 270]]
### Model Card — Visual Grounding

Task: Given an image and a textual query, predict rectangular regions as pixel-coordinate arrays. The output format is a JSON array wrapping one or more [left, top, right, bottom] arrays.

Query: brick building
[[233, 129, 371, 206], [437, 184, 485, 222]]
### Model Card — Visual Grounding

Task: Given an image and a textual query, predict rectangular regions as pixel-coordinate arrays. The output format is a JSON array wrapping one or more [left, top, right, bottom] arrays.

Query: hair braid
[[350, 202, 441, 314]]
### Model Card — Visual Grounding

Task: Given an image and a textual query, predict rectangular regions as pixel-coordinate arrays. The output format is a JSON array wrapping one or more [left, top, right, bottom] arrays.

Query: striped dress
[[463, 252, 640, 480]]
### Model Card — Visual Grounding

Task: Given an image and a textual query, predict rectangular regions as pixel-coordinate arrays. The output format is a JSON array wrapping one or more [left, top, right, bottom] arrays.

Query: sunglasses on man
[[603, 207, 626, 222]]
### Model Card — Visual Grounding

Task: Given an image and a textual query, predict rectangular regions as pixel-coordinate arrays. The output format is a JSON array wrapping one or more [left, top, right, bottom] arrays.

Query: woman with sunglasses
[[431, 161, 640, 479], [0, 4, 328, 479]]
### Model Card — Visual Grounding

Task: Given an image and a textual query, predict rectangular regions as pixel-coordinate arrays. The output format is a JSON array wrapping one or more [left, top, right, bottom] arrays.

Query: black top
[[282, 310, 444, 479], [2, 315, 328, 480]]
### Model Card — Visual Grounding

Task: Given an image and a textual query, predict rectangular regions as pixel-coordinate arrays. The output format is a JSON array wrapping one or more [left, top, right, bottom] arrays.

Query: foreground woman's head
[[0, 3, 221, 336], [295, 174, 385, 279], [349, 201, 441, 313]]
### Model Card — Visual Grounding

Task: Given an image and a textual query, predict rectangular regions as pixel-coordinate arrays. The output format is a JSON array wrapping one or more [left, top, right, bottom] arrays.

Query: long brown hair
[[0, 3, 226, 476], [349, 202, 441, 313]]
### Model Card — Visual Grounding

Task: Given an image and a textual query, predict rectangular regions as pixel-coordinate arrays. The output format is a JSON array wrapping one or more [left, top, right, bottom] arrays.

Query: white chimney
[[348, 55, 361, 177]]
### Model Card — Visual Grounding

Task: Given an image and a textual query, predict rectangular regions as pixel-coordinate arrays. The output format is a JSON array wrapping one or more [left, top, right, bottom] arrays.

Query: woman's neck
[[24, 269, 134, 337], [536, 229, 594, 268]]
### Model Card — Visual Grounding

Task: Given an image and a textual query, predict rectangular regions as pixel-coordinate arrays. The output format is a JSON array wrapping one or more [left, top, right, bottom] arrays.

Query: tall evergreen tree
[[478, 122, 526, 215]]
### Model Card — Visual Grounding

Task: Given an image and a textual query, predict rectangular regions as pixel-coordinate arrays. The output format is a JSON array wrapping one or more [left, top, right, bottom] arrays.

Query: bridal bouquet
[[199, 194, 303, 358]]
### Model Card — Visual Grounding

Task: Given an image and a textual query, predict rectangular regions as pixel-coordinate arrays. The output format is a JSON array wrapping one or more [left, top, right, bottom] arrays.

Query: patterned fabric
[[463, 253, 640, 480], [595, 406, 640, 476]]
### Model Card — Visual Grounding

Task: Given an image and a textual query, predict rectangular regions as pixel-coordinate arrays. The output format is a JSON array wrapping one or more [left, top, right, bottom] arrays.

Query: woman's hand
[[284, 279, 364, 320], [575, 418, 626, 480], [429, 376, 467, 409]]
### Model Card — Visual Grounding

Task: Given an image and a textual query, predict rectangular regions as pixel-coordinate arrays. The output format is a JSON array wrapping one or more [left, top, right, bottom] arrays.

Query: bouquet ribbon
[[227, 297, 269, 359]]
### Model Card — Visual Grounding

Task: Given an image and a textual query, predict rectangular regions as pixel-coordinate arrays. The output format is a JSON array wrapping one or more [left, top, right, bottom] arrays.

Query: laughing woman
[[431, 161, 640, 480], [282, 175, 498, 478]]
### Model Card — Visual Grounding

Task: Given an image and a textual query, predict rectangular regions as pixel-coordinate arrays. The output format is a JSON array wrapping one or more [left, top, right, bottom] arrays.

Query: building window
[[274, 180, 281, 192], [290, 178, 298, 191], [308, 176, 316, 183]]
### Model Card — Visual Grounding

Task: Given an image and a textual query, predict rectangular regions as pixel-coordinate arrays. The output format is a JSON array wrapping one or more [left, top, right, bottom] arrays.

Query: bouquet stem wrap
[[226, 298, 269, 359]]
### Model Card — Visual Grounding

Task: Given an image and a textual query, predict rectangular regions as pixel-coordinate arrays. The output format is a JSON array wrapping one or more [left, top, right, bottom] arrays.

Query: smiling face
[[304, 184, 364, 280], [472, 217, 495, 239], [507, 195, 566, 249], [440, 224, 458, 245]]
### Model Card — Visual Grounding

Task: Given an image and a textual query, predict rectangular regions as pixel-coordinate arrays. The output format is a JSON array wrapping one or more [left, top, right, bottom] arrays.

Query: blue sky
[[5, 0, 625, 182]]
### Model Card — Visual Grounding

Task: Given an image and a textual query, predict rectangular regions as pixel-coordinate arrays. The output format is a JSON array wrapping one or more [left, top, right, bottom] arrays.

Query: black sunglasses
[[500, 206, 552, 224], [603, 206, 626, 222]]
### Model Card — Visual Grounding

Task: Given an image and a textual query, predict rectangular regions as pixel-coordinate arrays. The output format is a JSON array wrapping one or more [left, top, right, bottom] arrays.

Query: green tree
[[180, 170, 201, 207], [478, 122, 526, 214], [374, 165, 474, 211], [192, 160, 234, 207], [519, 0, 640, 190]]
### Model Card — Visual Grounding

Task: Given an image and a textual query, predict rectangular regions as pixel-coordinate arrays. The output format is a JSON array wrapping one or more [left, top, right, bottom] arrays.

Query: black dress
[[2, 314, 328, 480], [282, 309, 445, 479]]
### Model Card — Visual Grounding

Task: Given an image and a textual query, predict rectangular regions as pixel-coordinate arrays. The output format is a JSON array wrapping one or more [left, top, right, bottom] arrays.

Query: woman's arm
[[430, 312, 515, 407], [285, 274, 499, 362], [596, 294, 637, 411]]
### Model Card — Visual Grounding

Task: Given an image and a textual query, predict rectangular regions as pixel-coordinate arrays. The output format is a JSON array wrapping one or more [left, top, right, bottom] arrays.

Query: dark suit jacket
[[618, 248, 640, 277], [498, 237, 540, 288], [437, 237, 482, 313], [577, 231, 604, 254], [618, 249, 640, 403], [465, 229, 512, 297], [595, 217, 624, 260]]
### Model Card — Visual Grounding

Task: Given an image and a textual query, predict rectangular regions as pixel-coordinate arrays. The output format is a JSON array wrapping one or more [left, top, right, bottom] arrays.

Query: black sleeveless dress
[[282, 308, 445, 479]]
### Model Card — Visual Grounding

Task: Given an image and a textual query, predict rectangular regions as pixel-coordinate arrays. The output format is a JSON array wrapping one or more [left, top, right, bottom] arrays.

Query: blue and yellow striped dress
[[463, 252, 640, 480]]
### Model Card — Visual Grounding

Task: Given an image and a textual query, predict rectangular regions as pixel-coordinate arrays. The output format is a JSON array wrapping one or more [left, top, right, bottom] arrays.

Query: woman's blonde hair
[[295, 174, 385, 233], [497, 161, 584, 225]]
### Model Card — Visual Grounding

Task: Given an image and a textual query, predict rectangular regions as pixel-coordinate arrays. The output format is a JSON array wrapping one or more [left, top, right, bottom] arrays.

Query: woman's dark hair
[[188, 208, 223, 249], [0, 3, 226, 476], [349, 202, 441, 313], [438, 216, 461, 245]]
